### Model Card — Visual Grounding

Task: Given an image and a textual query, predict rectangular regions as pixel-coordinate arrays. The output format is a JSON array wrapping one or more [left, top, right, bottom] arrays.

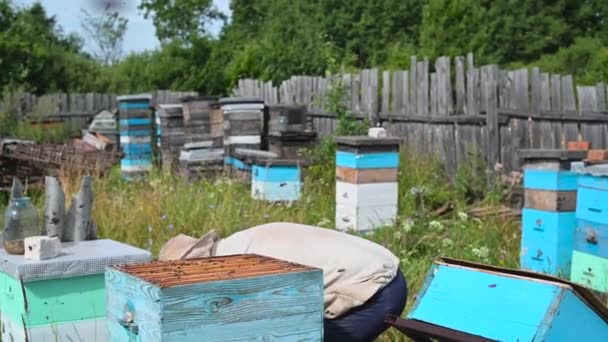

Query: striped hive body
[[0, 240, 151, 342], [334, 136, 401, 232], [157, 104, 186, 171], [408, 258, 608, 341], [179, 96, 224, 180], [519, 149, 587, 278], [118, 94, 153, 180], [105, 255, 324, 341], [220, 97, 265, 167], [571, 165, 608, 293], [251, 159, 301, 202]]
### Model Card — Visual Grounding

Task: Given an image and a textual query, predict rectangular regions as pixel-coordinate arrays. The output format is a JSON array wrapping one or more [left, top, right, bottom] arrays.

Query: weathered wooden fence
[[232, 53, 608, 174], [2, 90, 197, 118], [1, 90, 197, 134]]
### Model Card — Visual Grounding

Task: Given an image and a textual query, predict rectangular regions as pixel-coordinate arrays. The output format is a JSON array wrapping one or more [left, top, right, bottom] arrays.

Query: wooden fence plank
[[531, 67, 541, 113], [550, 74, 562, 112], [466, 68, 479, 116], [540, 73, 551, 111], [382, 70, 391, 114], [515, 68, 529, 111], [455, 56, 466, 115], [482, 65, 499, 173], [410, 56, 417, 115], [436, 56, 452, 116], [596, 82, 606, 112], [391, 71, 402, 115], [430, 73, 438, 115], [402, 71, 410, 115]]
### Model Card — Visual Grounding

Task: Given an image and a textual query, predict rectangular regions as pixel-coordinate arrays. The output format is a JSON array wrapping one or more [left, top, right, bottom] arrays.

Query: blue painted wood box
[[519, 150, 587, 278], [334, 136, 401, 232], [106, 254, 324, 341], [251, 159, 301, 202], [118, 94, 153, 180], [571, 164, 608, 293], [405, 258, 608, 341]]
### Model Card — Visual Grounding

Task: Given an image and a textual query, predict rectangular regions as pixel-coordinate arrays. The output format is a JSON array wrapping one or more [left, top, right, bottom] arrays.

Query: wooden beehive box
[[118, 94, 154, 180], [571, 164, 608, 293], [106, 254, 324, 341], [0, 239, 152, 341], [335, 136, 401, 232], [403, 258, 608, 341], [251, 159, 302, 202], [519, 149, 587, 278]]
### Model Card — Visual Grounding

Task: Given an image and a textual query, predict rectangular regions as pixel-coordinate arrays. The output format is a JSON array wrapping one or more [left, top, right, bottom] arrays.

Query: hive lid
[[117, 94, 152, 102], [571, 162, 608, 177], [233, 148, 278, 160], [0, 239, 152, 282], [519, 149, 588, 161], [112, 254, 317, 288], [435, 257, 608, 324], [179, 95, 218, 103], [219, 97, 264, 105], [334, 136, 402, 146]]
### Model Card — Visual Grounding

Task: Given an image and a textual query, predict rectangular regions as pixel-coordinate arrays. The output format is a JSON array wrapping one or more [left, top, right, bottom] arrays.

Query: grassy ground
[[0, 141, 520, 340]]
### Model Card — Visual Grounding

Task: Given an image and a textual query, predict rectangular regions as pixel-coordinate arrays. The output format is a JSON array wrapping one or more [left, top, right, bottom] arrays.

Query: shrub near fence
[[233, 53, 608, 175]]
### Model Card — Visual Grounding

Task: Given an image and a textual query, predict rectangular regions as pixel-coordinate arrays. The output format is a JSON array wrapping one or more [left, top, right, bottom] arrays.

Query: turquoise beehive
[[118, 94, 154, 180], [402, 258, 608, 341], [519, 149, 587, 278]]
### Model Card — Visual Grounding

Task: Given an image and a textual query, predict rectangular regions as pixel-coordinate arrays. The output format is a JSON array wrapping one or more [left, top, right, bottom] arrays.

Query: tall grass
[[0, 141, 520, 341]]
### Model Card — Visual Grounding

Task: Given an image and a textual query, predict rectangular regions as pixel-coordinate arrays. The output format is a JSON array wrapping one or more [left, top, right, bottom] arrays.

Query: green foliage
[[138, 0, 225, 41], [323, 78, 370, 136], [530, 37, 608, 85]]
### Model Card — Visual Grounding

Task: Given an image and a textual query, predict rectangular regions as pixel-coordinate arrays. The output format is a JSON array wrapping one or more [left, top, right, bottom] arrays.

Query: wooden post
[[482, 65, 499, 180]]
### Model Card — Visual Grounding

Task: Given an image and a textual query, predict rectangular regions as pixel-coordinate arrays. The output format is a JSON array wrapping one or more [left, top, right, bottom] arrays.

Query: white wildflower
[[441, 238, 454, 248], [472, 246, 490, 259], [428, 220, 443, 230], [457, 212, 468, 221]]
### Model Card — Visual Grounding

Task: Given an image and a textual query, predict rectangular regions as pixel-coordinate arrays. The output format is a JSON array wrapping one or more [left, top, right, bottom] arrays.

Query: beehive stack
[[220, 97, 264, 169], [117, 94, 153, 180], [397, 257, 608, 341], [519, 149, 587, 278], [334, 136, 401, 232], [156, 104, 185, 170], [266, 104, 316, 159], [570, 162, 608, 293], [179, 142, 224, 181], [179, 96, 224, 179], [106, 254, 324, 341], [252, 159, 302, 202], [228, 148, 278, 182], [0, 239, 151, 341]]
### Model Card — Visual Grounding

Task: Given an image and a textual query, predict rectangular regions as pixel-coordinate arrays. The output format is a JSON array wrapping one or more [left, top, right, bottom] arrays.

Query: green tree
[[80, 7, 128, 65]]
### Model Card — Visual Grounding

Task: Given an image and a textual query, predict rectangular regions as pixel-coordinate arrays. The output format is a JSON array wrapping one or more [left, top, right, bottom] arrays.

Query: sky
[[15, 0, 231, 54]]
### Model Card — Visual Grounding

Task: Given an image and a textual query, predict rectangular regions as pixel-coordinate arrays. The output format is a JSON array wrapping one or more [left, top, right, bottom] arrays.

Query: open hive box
[[106, 254, 324, 341]]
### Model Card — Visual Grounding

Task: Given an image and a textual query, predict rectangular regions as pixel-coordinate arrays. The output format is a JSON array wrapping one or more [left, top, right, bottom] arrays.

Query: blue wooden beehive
[[404, 257, 608, 341], [570, 163, 608, 293], [106, 254, 324, 341], [334, 136, 401, 232], [520, 149, 587, 277], [118, 94, 153, 180], [251, 159, 301, 202]]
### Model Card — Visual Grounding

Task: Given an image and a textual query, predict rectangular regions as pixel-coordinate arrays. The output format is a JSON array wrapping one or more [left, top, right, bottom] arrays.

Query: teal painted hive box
[[400, 257, 608, 341], [571, 163, 608, 293], [251, 159, 302, 202], [519, 149, 587, 278], [0, 239, 151, 342], [106, 254, 324, 341]]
